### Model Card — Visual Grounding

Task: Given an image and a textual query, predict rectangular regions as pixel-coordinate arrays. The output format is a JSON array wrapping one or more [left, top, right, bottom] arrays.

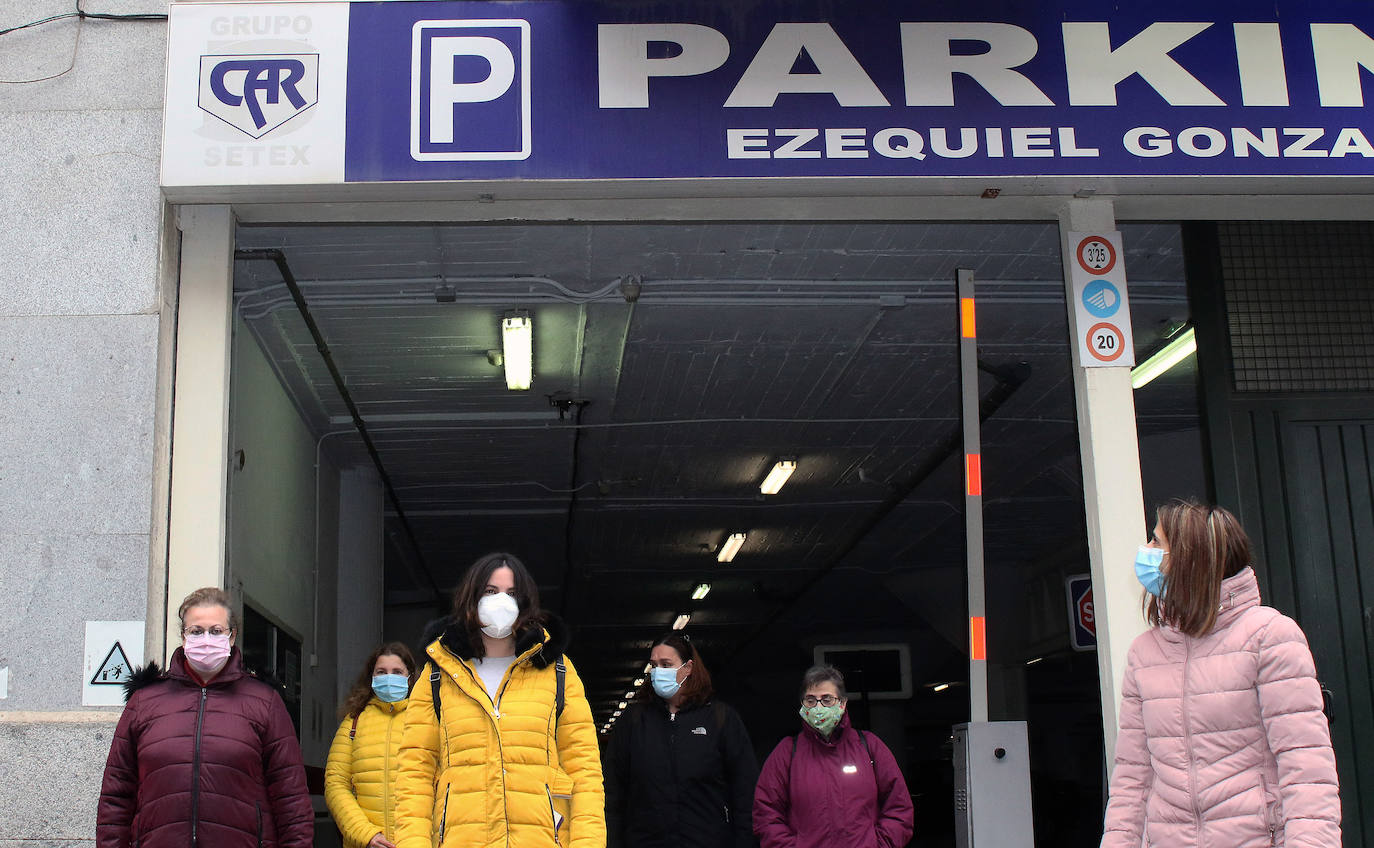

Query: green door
[[1280, 415, 1374, 847]]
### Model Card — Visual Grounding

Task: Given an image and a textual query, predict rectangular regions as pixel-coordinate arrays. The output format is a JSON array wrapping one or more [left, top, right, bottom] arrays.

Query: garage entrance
[[220, 219, 1196, 846]]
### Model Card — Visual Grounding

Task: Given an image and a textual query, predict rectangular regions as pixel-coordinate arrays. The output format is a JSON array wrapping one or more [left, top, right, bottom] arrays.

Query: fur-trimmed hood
[[421, 611, 570, 669], [123, 660, 167, 702]]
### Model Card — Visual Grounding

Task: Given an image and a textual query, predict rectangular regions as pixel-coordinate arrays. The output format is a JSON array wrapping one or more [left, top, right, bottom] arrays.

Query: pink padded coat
[[1101, 567, 1341, 848]]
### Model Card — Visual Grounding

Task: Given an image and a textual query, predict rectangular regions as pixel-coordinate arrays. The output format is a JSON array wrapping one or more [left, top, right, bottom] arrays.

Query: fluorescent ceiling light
[[625, 691, 636, 699], [643, 662, 653, 674], [1131, 327, 1195, 390], [618, 701, 627, 709], [691, 583, 711, 600], [672, 613, 690, 630], [932, 683, 950, 693], [759, 459, 797, 495], [717, 532, 746, 563], [613, 710, 622, 717], [1026, 657, 1043, 666], [633, 678, 644, 687], [501, 312, 533, 390]]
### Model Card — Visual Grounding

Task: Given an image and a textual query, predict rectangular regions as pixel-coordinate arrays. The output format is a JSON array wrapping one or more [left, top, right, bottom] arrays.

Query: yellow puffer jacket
[[325, 696, 409, 848], [393, 615, 605, 848]]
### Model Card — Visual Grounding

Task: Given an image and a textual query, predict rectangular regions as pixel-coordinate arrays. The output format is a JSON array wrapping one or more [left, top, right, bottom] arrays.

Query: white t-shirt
[[473, 655, 517, 703]]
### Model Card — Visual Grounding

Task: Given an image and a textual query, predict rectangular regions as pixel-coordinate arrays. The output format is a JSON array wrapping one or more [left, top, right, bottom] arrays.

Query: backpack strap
[[349, 715, 359, 740], [857, 730, 875, 767], [429, 662, 443, 722], [555, 659, 566, 720]]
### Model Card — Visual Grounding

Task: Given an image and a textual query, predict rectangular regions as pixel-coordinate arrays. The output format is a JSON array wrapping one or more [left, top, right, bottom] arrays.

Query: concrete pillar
[[335, 466, 385, 701], [164, 205, 234, 658], [1057, 199, 1149, 765]]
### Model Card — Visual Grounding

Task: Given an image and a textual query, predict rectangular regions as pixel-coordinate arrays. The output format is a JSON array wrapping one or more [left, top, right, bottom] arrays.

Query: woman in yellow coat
[[393, 552, 605, 848], [325, 642, 418, 848]]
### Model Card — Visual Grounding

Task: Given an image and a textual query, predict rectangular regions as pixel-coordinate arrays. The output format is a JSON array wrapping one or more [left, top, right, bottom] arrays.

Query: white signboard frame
[[162, 3, 350, 187], [83, 621, 146, 707]]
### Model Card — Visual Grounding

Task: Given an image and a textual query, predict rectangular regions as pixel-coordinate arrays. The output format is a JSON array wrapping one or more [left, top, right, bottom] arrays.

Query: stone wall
[[0, 1, 168, 844]]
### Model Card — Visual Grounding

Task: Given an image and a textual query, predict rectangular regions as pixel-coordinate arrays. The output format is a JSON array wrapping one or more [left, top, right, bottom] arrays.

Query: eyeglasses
[[183, 626, 231, 637], [802, 694, 841, 708]]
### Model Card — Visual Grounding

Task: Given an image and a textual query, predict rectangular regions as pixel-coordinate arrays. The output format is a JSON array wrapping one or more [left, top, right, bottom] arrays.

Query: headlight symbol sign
[[1081, 280, 1122, 319]]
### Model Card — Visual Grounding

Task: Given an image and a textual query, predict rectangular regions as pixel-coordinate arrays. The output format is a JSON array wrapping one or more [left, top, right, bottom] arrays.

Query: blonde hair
[[177, 586, 238, 632]]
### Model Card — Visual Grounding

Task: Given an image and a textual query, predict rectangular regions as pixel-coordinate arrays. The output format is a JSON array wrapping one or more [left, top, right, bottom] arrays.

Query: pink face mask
[[184, 633, 232, 675]]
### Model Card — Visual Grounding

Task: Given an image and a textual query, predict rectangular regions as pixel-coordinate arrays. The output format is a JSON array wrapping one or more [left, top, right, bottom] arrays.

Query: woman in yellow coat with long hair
[[325, 642, 418, 848], [393, 552, 605, 848]]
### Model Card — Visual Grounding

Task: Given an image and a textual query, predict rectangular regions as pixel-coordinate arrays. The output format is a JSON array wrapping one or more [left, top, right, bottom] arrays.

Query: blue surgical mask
[[650, 666, 684, 699], [1135, 545, 1166, 597], [372, 673, 410, 703]]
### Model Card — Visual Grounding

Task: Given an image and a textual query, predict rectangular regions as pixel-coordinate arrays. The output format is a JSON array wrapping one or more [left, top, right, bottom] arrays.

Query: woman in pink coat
[[1100, 501, 1341, 848]]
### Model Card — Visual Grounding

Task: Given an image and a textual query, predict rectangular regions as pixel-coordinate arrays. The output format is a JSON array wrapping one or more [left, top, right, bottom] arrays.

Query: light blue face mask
[[1135, 545, 1166, 597], [650, 666, 684, 699], [372, 673, 410, 703]]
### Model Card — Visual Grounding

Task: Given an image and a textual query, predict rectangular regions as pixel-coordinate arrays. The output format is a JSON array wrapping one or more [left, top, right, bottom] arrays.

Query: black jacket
[[605, 697, 760, 848]]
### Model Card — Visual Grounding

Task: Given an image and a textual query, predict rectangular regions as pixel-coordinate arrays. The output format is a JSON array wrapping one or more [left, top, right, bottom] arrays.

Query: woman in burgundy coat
[[753, 666, 913, 848], [96, 587, 313, 848]]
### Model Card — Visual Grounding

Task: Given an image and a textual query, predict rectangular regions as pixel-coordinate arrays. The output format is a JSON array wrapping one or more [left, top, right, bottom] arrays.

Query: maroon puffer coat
[[753, 712, 914, 848], [96, 647, 313, 848]]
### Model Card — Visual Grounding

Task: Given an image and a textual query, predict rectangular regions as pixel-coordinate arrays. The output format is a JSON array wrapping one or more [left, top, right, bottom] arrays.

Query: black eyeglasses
[[802, 694, 841, 708]]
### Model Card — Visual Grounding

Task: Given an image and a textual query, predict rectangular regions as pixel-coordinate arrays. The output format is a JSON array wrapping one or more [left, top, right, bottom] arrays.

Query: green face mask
[[799, 704, 844, 735]]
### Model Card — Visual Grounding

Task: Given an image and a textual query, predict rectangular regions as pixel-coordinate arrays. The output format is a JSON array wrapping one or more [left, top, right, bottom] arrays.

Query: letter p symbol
[[429, 37, 514, 143]]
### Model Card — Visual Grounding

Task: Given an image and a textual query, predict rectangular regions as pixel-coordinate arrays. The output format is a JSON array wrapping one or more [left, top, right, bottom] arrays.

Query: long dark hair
[[340, 642, 418, 719], [452, 552, 544, 658], [637, 632, 714, 710], [1147, 500, 1253, 637]]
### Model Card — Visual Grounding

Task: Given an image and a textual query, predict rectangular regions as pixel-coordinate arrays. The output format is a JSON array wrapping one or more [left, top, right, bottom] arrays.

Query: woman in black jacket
[[604, 633, 759, 848]]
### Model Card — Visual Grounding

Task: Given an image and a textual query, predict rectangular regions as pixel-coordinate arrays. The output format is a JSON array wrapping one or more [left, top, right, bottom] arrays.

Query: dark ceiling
[[232, 220, 1195, 726]]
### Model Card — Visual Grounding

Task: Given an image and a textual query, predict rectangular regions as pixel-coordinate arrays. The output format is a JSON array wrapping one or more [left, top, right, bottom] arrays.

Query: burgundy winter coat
[[96, 647, 313, 848], [1101, 567, 1341, 848], [753, 712, 914, 848]]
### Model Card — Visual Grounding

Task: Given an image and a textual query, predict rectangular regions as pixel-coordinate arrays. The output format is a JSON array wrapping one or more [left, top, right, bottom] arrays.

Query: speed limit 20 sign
[[1068, 232, 1135, 369]]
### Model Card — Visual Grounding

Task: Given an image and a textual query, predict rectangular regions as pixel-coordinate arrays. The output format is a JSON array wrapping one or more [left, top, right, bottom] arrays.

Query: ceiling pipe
[[234, 248, 445, 607], [558, 398, 590, 616], [234, 275, 1111, 319], [726, 358, 1031, 662]]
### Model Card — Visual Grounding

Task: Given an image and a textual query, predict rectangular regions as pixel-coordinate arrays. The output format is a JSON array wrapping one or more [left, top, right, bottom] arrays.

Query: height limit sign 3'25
[[1068, 232, 1135, 369]]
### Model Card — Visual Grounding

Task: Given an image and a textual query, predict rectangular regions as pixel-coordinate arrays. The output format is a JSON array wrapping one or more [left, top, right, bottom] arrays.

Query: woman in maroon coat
[[96, 587, 313, 848], [753, 666, 913, 848]]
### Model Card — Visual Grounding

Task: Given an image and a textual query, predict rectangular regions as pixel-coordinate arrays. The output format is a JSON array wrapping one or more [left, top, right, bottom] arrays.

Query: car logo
[[199, 53, 320, 138]]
